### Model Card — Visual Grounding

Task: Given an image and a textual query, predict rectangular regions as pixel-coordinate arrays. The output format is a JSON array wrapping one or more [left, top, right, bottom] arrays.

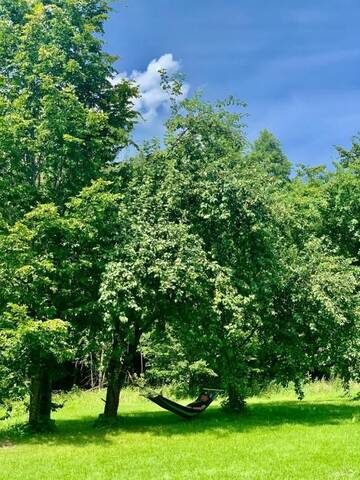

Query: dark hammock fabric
[[145, 389, 220, 419]]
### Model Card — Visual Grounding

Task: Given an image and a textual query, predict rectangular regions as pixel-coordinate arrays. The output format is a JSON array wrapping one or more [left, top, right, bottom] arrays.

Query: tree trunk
[[227, 384, 246, 411], [102, 325, 140, 420], [103, 339, 123, 418], [98, 348, 105, 389], [29, 360, 53, 432]]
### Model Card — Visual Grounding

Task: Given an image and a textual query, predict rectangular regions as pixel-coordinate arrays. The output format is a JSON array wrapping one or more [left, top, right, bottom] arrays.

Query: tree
[[115, 94, 360, 409], [259, 237, 360, 391], [0, 180, 121, 429], [322, 157, 360, 263], [0, 0, 137, 222], [247, 129, 291, 185], [337, 134, 360, 168], [103, 95, 284, 409], [0, 305, 71, 430], [99, 220, 216, 419], [273, 164, 328, 249], [156, 96, 281, 407], [0, 0, 137, 430], [0, 204, 74, 430]]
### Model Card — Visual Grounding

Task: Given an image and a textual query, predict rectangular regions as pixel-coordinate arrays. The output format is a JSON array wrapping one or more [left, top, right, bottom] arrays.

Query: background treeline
[[0, 0, 359, 431]]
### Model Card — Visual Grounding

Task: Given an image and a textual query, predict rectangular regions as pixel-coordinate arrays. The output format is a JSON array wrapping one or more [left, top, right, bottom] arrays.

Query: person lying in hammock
[[187, 392, 211, 411]]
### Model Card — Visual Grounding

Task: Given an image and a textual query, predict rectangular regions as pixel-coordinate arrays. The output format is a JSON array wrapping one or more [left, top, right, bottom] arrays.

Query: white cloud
[[112, 53, 190, 125]]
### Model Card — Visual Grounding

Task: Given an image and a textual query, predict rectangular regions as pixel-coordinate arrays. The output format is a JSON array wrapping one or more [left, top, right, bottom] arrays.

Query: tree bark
[[103, 335, 123, 418], [98, 349, 105, 389], [28, 360, 53, 432], [227, 383, 246, 411], [102, 324, 140, 420]]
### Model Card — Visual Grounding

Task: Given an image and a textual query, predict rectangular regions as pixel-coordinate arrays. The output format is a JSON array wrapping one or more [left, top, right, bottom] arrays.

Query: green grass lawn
[[1, 382, 360, 480]]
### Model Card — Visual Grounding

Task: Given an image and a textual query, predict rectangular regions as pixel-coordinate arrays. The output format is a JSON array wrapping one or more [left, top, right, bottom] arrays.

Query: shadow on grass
[[1, 400, 359, 447]]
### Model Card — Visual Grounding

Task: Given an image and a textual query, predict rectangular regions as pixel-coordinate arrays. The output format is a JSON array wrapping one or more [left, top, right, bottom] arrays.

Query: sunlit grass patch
[[0, 382, 359, 480]]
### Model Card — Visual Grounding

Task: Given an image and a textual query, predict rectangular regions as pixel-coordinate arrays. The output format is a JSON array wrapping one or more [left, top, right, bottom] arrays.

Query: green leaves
[[323, 158, 360, 262], [247, 129, 291, 185], [0, 177, 124, 407], [1, 304, 72, 362], [100, 221, 214, 328], [116, 93, 360, 405], [0, 0, 138, 222], [0, 304, 72, 405], [0, 1, 359, 416]]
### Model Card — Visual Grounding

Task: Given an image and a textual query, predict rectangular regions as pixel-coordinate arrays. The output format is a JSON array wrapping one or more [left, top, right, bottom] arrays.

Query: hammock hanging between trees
[[144, 389, 221, 419]]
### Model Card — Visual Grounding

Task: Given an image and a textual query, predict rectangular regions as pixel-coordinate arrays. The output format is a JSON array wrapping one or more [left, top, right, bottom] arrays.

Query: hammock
[[144, 389, 221, 419]]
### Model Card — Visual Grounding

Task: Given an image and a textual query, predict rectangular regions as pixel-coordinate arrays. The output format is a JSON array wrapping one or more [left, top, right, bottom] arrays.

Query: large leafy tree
[[99, 221, 216, 419], [0, 0, 137, 430], [337, 135, 360, 168], [152, 96, 282, 407], [109, 94, 360, 410], [0, 204, 76, 430], [0, 180, 121, 429], [0, 0, 137, 222], [98, 94, 253, 415], [274, 165, 329, 250], [323, 157, 360, 263], [247, 129, 291, 185]]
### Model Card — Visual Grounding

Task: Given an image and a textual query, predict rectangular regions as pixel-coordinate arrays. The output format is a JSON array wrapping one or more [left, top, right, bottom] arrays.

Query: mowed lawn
[[1, 383, 360, 480]]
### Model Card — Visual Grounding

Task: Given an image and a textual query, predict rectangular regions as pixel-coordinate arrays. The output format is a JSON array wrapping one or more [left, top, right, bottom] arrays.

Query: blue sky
[[104, 0, 360, 167]]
